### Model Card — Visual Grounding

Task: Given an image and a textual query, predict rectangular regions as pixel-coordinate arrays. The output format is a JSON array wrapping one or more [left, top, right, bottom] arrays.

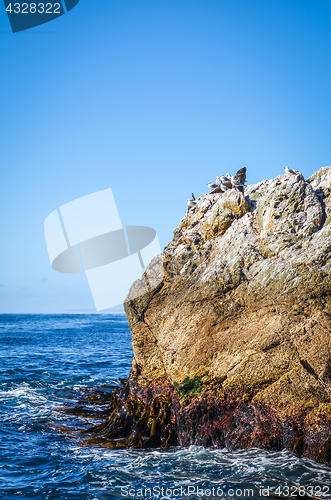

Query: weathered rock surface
[[124, 167, 331, 465]]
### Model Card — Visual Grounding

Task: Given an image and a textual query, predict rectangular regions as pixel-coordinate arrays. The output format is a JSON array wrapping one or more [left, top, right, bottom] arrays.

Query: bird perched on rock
[[234, 167, 246, 185], [230, 176, 244, 192], [219, 174, 228, 183], [187, 193, 197, 211], [219, 183, 229, 192], [187, 199, 197, 210], [219, 174, 232, 188], [285, 166, 298, 175], [207, 181, 218, 190]]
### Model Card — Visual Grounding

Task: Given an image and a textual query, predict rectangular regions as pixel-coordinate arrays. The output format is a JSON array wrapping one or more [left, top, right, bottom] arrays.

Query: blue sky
[[1, 0, 331, 312]]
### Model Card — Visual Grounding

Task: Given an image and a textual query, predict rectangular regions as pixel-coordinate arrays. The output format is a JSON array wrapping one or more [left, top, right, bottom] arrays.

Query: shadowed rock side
[[124, 167, 331, 465]]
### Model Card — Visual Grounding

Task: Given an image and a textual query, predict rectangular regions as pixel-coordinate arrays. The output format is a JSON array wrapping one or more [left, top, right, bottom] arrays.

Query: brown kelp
[[53, 379, 173, 449]]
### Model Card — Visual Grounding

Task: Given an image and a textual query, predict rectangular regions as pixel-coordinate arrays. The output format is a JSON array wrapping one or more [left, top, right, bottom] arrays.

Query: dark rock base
[[131, 380, 331, 466]]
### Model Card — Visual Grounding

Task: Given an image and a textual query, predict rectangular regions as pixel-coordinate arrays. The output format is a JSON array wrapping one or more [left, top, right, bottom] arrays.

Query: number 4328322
[[6, 3, 61, 14]]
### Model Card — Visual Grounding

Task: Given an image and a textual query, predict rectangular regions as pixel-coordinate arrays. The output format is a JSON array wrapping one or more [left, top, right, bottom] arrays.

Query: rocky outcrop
[[124, 166, 331, 465]]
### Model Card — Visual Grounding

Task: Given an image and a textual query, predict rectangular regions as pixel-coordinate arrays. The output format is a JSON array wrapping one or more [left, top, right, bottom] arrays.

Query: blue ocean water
[[0, 314, 331, 500]]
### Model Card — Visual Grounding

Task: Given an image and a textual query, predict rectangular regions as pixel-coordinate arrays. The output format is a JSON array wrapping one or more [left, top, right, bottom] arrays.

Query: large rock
[[124, 167, 331, 464]]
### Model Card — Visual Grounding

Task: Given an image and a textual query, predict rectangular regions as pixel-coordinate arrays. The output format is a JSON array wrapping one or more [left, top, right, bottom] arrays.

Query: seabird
[[219, 174, 232, 188], [210, 185, 222, 194], [216, 176, 222, 186], [207, 181, 218, 190], [234, 167, 246, 185], [230, 176, 244, 191], [219, 183, 229, 192], [285, 166, 297, 175], [187, 193, 196, 209], [187, 199, 197, 209]]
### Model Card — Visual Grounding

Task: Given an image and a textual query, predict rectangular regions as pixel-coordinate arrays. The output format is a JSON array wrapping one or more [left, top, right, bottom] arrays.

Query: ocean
[[0, 314, 331, 500]]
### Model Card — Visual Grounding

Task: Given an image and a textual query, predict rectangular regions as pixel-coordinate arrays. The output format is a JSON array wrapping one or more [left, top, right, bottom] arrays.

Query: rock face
[[124, 167, 331, 465]]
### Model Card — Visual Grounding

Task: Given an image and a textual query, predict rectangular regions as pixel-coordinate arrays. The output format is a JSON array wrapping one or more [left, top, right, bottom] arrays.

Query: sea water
[[0, 314, 331, 500]]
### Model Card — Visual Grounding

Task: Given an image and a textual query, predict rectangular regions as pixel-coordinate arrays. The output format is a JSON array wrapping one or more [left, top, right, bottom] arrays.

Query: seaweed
[[52, 379, 173, 449]]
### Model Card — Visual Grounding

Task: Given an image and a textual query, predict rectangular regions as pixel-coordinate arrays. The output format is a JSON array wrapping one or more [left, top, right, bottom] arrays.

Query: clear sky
[[1, 0, 331, 312]]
